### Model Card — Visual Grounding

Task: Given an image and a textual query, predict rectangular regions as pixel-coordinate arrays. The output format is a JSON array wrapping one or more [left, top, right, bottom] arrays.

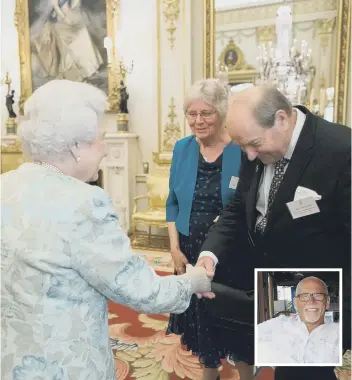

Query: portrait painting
[[16, 0, 118, 112], [224, 49, 238, 67]]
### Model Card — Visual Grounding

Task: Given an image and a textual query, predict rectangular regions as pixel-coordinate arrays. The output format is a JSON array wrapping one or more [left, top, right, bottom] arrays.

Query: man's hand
[[195, 256, 216, 299]]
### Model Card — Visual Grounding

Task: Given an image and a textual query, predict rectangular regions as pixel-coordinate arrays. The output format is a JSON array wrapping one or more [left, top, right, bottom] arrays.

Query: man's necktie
[[255, 157, 289, 235]]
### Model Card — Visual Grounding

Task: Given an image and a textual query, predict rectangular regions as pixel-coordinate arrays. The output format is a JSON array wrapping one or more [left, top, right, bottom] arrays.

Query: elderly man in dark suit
[[196, 85, 351, 380]]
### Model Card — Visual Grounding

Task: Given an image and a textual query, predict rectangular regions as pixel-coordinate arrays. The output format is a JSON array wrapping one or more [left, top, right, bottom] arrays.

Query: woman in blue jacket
[[166, 79, 251, 380]]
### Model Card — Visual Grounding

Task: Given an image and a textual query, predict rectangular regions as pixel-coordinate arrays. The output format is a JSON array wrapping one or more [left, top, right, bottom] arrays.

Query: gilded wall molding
[[203, 0, 215, 78], [316, 18, 336, 50], [334, 0, 351, 124], [316, 18, 336, 34], [216, 0, 338, 27], [162, 0, 180, 49], [256, 25, 276, 45], [163, 98, 181, 152], [14, 0, 32, 114]]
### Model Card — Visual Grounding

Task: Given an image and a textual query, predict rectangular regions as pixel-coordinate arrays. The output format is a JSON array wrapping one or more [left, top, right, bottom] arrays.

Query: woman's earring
[[76, 156, 81, 162]]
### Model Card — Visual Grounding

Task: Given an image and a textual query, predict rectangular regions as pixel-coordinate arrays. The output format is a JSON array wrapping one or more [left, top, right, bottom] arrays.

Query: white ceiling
[[215, 0, 286, 11]]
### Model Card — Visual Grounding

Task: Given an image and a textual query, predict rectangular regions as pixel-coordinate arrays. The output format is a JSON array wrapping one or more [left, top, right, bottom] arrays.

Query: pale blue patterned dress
[[1, 163, 194, 380]]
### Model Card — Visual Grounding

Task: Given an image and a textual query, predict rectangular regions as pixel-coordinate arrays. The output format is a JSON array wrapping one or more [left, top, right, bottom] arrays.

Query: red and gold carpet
[[108, 251, 275, 379]]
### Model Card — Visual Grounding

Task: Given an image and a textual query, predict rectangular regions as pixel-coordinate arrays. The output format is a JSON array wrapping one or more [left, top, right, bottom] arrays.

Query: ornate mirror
[[204, 0, 351, 124]]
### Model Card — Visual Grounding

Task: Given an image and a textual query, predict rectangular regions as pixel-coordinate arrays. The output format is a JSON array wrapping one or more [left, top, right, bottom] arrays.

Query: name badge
[[286, 197, 320, 219], [229, 176, 239, 189]]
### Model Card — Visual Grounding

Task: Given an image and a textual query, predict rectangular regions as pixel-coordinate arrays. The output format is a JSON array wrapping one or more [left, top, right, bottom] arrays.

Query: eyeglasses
[[295, 293, 327, 302], [185, 110, 217, 121]]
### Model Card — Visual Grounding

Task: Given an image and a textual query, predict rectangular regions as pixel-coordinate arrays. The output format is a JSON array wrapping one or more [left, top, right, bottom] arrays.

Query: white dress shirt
[[256, 314, 341, 364], [200, 108, 306, 265]]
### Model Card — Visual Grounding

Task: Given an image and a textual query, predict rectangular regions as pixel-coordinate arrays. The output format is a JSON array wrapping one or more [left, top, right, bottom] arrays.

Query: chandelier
[[215, 62, 229, 86], [256, 6, 315, 105]]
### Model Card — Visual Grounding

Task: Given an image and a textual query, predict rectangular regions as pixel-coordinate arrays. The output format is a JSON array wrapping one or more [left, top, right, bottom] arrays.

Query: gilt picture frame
[[15, 0, 120, 113]]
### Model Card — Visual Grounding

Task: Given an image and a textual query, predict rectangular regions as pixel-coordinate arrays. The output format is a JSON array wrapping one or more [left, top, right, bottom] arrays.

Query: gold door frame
[[203, 0, 351, 124]]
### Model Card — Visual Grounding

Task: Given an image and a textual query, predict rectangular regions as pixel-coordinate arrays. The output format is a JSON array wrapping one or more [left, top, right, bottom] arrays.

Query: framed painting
[[15, 0, 120, 113], [218, 39, 258, 85]]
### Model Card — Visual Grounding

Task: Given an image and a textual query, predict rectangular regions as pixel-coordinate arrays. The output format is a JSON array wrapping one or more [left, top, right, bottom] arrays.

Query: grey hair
[[18, 80, 107, 162], [183, 79, 230, 122], [295, 276, 329, 296], [253, 86, 292, 128]]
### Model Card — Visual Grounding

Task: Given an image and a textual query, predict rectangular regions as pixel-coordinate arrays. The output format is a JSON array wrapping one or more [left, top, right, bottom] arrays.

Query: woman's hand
[[171, 248, 188, 275]]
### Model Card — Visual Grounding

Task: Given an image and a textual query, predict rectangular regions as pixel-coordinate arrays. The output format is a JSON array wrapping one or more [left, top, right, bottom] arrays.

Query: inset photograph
[[255, 269, 342, 366]]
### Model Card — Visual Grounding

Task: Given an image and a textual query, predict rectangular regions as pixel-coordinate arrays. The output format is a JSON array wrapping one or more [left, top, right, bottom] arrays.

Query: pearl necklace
[[34, 161, 63, 174]]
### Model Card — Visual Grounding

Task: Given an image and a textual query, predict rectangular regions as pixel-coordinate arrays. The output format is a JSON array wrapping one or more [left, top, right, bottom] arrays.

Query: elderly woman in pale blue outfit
[[0, 80, 211, 380]]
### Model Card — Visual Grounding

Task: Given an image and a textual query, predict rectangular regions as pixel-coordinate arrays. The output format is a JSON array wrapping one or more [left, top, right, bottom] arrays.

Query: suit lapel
[[265, 107, 316, 231], [246, 160, 264, 232]]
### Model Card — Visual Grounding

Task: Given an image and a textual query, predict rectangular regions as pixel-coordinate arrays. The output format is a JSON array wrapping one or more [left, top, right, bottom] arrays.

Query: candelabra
[[256, 6, 315, 106], [4, 72, 18, 135], [215, 62, 229, 86], [104, 36, 134, 132]]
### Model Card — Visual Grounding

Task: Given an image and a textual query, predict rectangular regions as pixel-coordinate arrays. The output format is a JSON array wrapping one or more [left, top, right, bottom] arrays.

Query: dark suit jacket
[[201, 106, 351, 347]]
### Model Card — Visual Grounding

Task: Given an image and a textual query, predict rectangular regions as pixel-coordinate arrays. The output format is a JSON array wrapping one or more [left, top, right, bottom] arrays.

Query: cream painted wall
[[117, 0, 158, 167]]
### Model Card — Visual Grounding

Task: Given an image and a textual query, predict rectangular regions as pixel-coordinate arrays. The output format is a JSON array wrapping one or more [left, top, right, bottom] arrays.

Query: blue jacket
[[166, 135, 242, 236]]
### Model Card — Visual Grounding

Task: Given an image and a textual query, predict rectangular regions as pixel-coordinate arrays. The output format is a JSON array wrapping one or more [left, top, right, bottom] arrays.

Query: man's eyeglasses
[[185, 110, 217, 121], [295, 293, 327, 302]]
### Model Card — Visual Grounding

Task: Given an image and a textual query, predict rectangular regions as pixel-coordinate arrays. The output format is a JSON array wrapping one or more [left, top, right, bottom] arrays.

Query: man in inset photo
[[256, 276, 340, 365]]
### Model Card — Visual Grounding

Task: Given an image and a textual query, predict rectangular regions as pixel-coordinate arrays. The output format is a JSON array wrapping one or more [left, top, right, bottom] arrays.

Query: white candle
[[276, 6, 293, 61], [104, 37, 112, 64]]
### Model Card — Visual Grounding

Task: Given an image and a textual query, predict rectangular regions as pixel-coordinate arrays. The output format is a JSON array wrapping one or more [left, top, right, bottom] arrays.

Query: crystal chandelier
[[256, 5, 315, 105], [216, 62, 229, 86]]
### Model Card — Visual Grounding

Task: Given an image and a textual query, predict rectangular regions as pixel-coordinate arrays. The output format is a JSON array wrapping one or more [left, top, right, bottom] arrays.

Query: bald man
[[257, 276, 340, 364], [195, 86, 350, 379]]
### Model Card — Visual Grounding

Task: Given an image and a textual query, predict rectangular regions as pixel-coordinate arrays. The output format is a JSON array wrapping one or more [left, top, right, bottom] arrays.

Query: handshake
[[182, 256, 216, 299]]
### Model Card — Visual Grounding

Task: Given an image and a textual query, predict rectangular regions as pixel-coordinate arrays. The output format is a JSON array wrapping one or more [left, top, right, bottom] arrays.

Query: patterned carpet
[[107, 250, 275, 379]]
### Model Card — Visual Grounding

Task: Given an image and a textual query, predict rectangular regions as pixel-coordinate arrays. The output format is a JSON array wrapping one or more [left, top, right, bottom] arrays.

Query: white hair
[[295, 276, 329, 296], [18, 80, 107, 162], [183, 79, 230, 122]]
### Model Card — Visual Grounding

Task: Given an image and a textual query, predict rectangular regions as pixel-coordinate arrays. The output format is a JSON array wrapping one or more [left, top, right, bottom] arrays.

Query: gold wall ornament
[[316, 18, 336, 35], [334, 0, 350, 124], [162, 0, 181, 49], [218, 39, 257, 85], [163, 97, 181, 152], [219, 39, 254, 71], [256, 25, 276, 45], [16, 0, 120, 114], [107, 0, 120, 18], [203, 0, 215, 78], [15, 0, 31, 114], [316, 18, 336, 50]]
